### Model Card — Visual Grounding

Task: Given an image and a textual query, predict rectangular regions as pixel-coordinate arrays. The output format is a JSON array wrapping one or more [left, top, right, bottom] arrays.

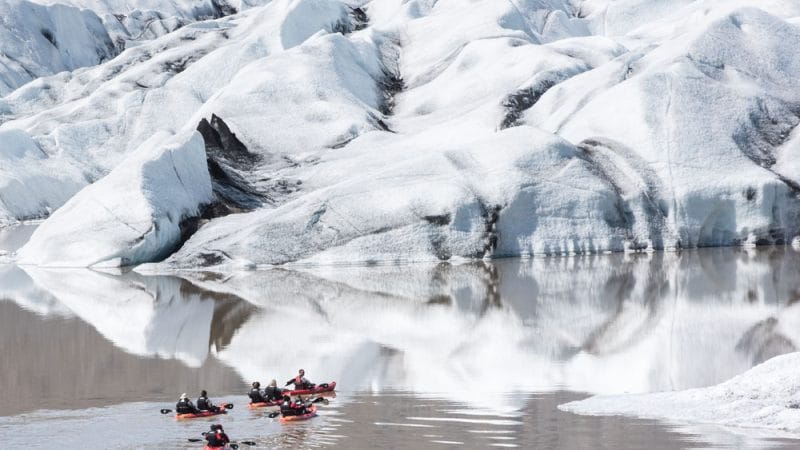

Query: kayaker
[[197, 390, 221, 412], [249, 382, 266, 403], [285, 369, 315, 390], [292, 396, 309, 415], [204, 424, 230, 448], [263, 379, 283, 401], [176, 393, 199, 414], [280, 395, 296, 417]]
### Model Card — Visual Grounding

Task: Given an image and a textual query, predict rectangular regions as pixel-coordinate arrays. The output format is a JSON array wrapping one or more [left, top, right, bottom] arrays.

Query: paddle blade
[[268, 411, 281, 419], [187, 438, 203, 442], [231, 444, 239, 450], [240, 441, 257, 446], [224, 403, 234, 410], [160, 409, 172, 414]]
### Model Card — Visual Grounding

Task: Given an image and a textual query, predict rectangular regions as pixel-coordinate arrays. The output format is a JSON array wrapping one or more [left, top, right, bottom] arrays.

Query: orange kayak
[[176, 409, 227, 420], [248, 400, 281, 409], [280, 405, 317, 423]]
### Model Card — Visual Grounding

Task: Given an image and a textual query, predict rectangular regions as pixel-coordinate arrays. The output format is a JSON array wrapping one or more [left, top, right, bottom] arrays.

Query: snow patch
[[560, 352, 800, 436]]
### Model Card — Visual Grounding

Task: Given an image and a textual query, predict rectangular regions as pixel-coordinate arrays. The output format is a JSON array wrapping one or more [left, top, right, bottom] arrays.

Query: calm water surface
[[1, 225, 799, 448]]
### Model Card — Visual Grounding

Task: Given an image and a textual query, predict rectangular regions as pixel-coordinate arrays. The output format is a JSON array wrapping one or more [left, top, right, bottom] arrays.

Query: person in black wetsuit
[[176, 393, 199, 414], [280, 395, 296, 417], [285, 369, 315, 390], [263, 379, 283, 401], [249, 382, 266, 403], [197, 390, 220, 412], [204, 424, 230, 448]]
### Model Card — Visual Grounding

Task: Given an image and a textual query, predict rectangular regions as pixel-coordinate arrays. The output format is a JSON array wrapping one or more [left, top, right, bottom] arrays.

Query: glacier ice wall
[[3, 0, 800, 267]]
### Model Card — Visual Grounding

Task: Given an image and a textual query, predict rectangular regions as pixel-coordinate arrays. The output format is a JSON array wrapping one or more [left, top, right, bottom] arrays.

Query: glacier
[[1, 0, 800, 268], [16, 130, 211, 267], [0, 0, 267, 96]]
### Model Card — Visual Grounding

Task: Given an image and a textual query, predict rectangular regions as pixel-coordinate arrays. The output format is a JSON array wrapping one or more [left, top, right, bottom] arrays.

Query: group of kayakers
[[249, 369, 319, 417], [176, 390, 222, 415], [248, 380, 282, 403], [170, 369, 333, 448]]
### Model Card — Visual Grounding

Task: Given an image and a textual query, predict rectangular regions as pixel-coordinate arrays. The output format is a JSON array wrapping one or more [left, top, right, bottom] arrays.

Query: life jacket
[[176, 399, 194, 414], [264, 386, 281, 400], [249, 388, 265, 403], [280, 400, 295, 416], [197, 396, 212, 411], [206, 431, 226, 447], [294, 376, 303, 387]]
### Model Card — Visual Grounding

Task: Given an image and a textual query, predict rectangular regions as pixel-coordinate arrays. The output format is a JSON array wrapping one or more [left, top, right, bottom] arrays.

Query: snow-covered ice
[[17, 130, 211, 267], [560, 352, 800, 436], [0, 0, 262, 96], [0, 0, 115, 96], [2, 0, 800, 267]]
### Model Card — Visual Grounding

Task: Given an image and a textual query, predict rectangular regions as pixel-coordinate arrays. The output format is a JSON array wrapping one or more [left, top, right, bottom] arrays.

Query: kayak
[[280, 405, 317, 422], [283, 381, 336, 396], [176, 409, 227, 420], [247, 400, 282, 409]]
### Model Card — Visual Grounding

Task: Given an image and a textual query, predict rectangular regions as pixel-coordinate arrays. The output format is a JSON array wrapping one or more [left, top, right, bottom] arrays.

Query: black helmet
[[283, 395, 291, 401], [200, 390, 208, 397], [253, 381, 260, 388]]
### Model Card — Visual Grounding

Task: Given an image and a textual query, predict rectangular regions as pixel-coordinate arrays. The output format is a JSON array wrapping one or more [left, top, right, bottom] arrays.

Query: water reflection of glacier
[[3, 247, 800, 400], [1, 266, 256, 367]]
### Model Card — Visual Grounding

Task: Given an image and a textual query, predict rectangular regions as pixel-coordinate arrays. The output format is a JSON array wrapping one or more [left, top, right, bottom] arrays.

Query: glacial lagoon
[[1, 225, 799, 448]]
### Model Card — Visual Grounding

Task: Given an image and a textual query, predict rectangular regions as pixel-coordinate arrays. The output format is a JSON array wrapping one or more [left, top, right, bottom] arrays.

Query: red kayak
[[283, 381, 336, 396], [280, 405, 317, 422], [247, 400, 281, 409], [176, 409, 227, 420]]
